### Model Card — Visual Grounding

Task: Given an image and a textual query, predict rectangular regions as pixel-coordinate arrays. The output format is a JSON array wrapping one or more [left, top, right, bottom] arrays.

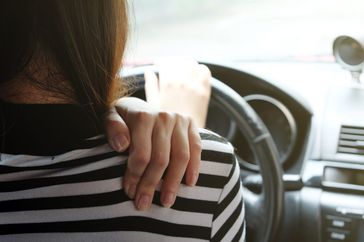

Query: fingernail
[[112, 135, 128, 152], [137, 195, 150, 210], [128, 184, 137, 199], [188, 172, 199, 186], [161, 192, 175, 208]]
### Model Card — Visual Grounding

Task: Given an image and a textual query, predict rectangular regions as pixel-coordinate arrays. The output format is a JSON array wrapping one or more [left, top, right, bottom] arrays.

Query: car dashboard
[[206, 61, 364, 242], [124, 61, 363, 242]]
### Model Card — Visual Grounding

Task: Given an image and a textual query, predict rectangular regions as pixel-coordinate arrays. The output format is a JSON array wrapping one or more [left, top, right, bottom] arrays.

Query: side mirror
[[333, 35, 364, 83]]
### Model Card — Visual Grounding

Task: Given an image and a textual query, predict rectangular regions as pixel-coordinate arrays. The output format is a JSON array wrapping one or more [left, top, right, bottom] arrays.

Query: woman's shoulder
[[198, 128, 237, 180], [199, 128, 234, 153]]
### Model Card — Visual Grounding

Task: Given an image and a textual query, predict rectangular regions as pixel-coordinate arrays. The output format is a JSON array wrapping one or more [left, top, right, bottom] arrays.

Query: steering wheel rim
[[122, 65, 284, 242], [210, 77, 284, 242]]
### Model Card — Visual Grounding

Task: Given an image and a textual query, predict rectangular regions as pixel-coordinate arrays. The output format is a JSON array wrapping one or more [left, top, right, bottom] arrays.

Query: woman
[[0, 1, 245, 241]]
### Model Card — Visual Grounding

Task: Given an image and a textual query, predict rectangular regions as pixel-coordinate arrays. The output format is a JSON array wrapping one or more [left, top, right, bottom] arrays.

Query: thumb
[[144, 70, 160, 106], [104, 106, 131, 152]]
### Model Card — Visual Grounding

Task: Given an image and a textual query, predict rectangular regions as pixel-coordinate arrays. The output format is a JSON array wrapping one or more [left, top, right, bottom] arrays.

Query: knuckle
[[153, 155, 169, 169], [157, 111, 174, 124], [135, 111, 153, 123], [185, 116, 193, 124], [174, 113, 183, 120], [191, 139, 202, 152], [132, 153, 150, 167], [174, 150, 190, 164], [175, 113, 188, 124]]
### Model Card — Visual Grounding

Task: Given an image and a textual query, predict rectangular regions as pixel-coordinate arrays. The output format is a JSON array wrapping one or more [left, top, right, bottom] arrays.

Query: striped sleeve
[[199, 129, 246, 241], [210, 153, 245, 242]]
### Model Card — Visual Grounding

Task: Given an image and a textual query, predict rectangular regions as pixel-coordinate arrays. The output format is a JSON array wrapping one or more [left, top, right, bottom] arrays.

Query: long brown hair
[[0, 0, 128, 120]]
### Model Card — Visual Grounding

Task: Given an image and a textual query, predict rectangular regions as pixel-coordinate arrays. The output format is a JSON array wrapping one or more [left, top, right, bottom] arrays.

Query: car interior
[[125, 0, 364, 242]]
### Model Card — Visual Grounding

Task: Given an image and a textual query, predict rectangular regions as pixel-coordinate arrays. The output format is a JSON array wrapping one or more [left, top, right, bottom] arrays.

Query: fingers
[[160, 115, 191, 208], [134, 114, 198, 210], [185, 121, 201, 186], [123, 111, 200, 210], [123, 112, 155, 200], [134, 112, 175, 210], [104, 106, 130, 152], [109, 73, 206, 211]]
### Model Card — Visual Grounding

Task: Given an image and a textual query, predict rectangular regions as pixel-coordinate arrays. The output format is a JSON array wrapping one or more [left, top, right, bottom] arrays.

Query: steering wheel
[[122, 64, 284, 242]]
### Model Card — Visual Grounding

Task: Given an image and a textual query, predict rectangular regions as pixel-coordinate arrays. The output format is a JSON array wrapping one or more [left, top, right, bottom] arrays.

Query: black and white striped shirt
[[0, 101, 245, 241]]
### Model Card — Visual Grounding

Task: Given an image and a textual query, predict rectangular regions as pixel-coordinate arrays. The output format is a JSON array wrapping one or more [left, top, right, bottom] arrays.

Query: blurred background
[[126, 0, 364, 62]]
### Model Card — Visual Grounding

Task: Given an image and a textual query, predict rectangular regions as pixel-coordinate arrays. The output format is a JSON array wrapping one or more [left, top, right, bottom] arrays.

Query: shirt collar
[[0, 100, 103, 156]]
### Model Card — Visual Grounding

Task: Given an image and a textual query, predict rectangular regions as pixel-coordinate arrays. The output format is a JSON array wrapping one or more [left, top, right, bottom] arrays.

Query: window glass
[[127, 0, 364, 62]]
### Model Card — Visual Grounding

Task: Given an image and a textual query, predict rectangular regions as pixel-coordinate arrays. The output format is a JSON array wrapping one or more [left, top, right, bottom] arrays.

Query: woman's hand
[[104, 97, 201, 211], [145, 59, 211, 128]]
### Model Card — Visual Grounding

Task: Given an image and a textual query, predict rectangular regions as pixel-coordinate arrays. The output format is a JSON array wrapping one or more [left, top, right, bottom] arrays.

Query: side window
[[128, 0, 364, 61]]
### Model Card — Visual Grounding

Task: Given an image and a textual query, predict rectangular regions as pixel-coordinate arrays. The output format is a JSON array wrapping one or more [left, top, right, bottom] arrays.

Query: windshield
[[127, 0, 364, 62]]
